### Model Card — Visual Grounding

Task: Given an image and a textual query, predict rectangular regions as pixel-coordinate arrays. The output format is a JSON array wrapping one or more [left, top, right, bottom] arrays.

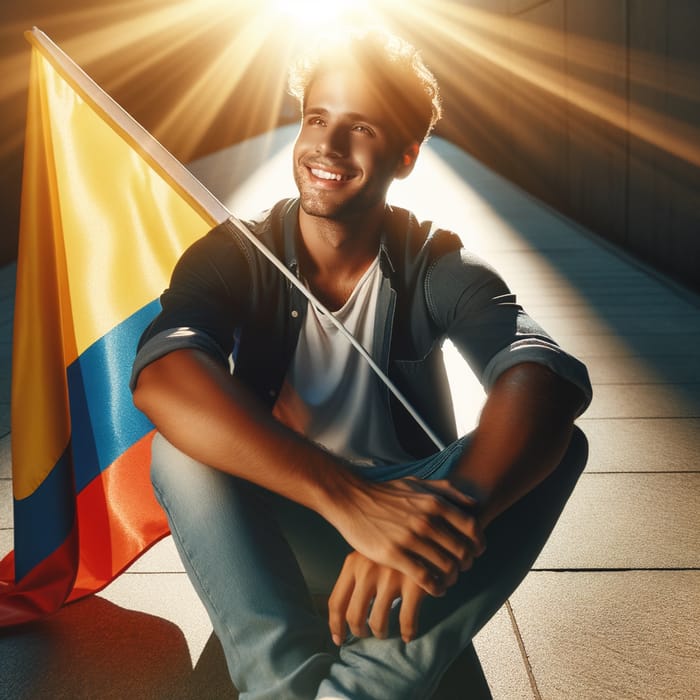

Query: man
[[131, 28, 591, 700]]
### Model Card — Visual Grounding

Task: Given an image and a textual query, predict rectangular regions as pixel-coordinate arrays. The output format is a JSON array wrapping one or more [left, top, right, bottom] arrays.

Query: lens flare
[[269, 0, 367, 29]]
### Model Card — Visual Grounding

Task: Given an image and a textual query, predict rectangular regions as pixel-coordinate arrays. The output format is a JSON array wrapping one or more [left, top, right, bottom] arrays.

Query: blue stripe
[[13, 447, 75, 581], [68, 300, 159, 492], [11, 301, 160, 580]]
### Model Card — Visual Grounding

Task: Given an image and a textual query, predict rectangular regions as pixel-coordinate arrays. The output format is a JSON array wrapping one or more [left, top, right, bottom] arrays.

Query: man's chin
[[298, 194, 349, 220]]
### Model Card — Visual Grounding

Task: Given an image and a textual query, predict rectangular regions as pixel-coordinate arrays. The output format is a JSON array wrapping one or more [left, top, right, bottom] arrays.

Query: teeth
[[311, 168, 348, 181]]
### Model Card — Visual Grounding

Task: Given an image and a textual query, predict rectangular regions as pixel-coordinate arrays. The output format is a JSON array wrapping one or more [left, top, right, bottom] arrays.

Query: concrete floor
[[1, 130, 699, 699]]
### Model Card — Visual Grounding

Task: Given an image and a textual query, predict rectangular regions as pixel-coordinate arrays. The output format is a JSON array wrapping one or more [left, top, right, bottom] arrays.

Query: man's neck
[[297, 206, 385, 310]]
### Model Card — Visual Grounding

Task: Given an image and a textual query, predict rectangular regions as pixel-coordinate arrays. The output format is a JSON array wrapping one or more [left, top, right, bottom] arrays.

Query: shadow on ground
[[0, 596, 236, 700], [0, 593, 491, 699]]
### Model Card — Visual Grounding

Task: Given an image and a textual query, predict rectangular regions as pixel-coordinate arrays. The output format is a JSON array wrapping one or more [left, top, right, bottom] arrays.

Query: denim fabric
[[151, 427, 588, 700]]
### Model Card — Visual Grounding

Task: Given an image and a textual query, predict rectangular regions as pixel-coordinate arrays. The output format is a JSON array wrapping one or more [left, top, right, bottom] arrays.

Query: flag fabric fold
[[0, 28, 228, 626]]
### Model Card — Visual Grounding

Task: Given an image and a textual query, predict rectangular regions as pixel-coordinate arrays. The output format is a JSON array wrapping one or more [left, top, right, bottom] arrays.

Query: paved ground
[[1, 129, 699, 699]]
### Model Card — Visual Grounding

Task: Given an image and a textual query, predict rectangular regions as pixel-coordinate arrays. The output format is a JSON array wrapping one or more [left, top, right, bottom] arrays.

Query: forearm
[[132, 348, 355, 515], [454, 362, 585, 527], [133, 348, 484, 595]]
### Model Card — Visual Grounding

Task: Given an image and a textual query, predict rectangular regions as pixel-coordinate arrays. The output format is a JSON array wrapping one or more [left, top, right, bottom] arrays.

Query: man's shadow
[[0, 595, 490, 699]]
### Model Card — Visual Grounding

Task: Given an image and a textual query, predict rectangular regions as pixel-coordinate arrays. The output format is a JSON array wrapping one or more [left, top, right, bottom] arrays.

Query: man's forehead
[[304, 67, 397, 124]]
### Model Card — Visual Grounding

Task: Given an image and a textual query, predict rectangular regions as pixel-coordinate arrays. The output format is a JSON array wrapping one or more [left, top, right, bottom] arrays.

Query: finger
[[388, 547, 447, 597], [328, 566, 355, 646], [367, 583, 399, 640], [344, 577, 376, 639], [402, 514, 467, 578], [410, 501, 486, 565], [399, 583, 426, 643]]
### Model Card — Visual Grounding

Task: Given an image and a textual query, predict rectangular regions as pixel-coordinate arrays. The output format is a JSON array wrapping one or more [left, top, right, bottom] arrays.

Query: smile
[[309, 167, 354, 182]]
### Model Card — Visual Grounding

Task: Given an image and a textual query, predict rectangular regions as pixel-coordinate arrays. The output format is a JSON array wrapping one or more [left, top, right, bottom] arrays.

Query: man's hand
[[328, 551, 432, 645], [323, 476, 485, 597]]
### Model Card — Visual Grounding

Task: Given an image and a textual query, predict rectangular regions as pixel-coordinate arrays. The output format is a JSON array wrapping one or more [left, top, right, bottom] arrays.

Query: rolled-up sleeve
[[129, 222, 251, 391], [426, 248, 592, 416]]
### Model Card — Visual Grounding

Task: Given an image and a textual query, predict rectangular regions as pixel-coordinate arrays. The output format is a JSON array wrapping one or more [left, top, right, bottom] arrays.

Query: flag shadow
[[0, 595, 237, 699]]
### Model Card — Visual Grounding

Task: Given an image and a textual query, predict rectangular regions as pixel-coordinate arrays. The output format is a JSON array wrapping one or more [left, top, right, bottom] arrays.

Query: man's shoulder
[[241, 198, 297, 234], [383, 204, 462, 262], [200, 198, 296, 255]]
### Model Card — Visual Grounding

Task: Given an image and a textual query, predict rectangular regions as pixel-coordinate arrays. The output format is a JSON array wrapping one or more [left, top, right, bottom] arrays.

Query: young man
[[131, 29, 591, 700]]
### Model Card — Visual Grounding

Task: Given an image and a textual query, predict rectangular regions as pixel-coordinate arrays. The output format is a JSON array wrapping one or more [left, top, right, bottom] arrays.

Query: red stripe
[[0, 431, 170, 623], [70, 431, 169, 600], [0, 524, 77, 626]]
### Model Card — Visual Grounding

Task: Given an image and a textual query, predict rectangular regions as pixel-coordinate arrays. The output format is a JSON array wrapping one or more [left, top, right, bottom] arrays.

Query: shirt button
[[291, 309, 299, 318]]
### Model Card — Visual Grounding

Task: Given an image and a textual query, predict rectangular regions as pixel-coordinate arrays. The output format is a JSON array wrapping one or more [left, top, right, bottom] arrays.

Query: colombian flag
[[0, 29, 229, 625]]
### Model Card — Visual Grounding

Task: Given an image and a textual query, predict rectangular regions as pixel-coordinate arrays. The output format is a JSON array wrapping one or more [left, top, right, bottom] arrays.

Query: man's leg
[[150, 433, 341, 700], [314, 426, 588, 700], [151, 426, 587, 699]]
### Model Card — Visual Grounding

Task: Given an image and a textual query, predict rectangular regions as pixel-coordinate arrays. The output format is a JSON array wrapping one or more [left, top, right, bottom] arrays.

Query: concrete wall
[[429, 0, 700, 291]]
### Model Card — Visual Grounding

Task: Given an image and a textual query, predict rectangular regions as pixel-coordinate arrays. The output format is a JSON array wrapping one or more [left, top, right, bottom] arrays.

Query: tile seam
[[505, 598, 542, 700]]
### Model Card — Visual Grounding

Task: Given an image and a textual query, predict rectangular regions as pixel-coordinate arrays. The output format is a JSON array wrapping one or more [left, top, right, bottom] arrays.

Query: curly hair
[[288, 28, 442, 145]]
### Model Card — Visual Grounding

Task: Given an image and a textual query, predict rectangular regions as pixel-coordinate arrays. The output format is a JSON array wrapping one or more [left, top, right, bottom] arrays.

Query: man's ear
[[395, 142, 420, 179]]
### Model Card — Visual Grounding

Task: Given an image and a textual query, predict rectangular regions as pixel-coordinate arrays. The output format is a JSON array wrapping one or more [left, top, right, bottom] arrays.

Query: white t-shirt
[[272, 256, 414, 467]]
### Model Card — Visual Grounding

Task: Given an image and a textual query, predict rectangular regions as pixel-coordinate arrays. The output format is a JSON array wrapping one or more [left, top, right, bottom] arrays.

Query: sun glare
[[267, 0, 384, 31]]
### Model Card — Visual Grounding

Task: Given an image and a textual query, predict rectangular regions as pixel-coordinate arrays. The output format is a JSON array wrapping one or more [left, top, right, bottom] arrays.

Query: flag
[[0, 28, 229, 625]]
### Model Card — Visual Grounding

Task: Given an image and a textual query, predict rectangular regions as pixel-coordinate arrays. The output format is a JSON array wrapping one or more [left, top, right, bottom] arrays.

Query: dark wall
[[411, 0, 699, 291]]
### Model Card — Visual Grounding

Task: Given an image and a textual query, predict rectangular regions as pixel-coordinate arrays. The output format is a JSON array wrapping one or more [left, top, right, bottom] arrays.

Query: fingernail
[[332, 634, 342, 646]]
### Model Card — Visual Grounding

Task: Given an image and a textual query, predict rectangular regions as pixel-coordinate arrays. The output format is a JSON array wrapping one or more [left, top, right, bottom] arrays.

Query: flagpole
[[25, 28, 445, 451]]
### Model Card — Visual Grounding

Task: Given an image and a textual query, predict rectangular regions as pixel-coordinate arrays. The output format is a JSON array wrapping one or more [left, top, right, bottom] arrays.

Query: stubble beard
[[294, 167, 387, 223]]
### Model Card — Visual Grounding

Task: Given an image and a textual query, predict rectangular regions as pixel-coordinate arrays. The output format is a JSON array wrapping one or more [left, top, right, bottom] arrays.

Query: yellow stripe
[[37, 52, 212, 358], [12, 49, 73, 499], [13, 36, 219, 498]]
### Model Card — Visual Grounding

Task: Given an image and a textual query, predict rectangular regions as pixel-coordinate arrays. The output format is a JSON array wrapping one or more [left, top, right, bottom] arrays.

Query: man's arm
[[452, 361, 585, 528], [133, 348, 482, 596], [327, 361, 585, 643]]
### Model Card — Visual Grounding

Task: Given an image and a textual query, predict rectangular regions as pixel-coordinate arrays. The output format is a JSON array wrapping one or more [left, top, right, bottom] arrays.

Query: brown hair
[[288, 28, 442, 145]]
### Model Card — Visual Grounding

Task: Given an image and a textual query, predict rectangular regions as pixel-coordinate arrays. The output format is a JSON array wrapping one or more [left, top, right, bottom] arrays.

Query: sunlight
[[268, 0, 374, 31], [5, 0, 696, 179]]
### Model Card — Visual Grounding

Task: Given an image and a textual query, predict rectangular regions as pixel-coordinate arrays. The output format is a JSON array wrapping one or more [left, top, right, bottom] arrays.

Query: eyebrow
[[303, 107, 377, 124]]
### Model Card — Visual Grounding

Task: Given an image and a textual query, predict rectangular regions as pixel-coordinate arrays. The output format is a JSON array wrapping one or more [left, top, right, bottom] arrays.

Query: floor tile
[[0, 528, 11, 558], [99, 572, 213, 666], [510, 571, 700, 700], [473, 605, 535, 699], [534, 473, 700, 569], [0, 478, 12, 529], [542, 312, 700, 338], [126, 535, 184, 574], [559, 332, 700, 358], [583, 383, 700, 419], [0, 433, 10, 479], [581, 418, 700, 472], [583, 355, 700, 385]]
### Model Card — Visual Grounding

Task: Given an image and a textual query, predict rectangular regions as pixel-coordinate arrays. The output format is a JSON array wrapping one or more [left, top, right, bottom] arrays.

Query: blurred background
[[0, 0, 698, 291]]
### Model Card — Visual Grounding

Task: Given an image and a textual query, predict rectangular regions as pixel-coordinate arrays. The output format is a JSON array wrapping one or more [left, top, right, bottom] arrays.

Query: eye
[[307, 115, 326, 127], [352, 124, 375, 136]]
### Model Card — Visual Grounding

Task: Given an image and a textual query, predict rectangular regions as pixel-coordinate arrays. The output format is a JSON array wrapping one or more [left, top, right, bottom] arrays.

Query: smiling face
[[293, 66, 413, 224]]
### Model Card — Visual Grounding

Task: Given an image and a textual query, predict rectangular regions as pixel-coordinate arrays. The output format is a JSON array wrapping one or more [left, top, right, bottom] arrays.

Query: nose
[[317, 123, 349, 158]]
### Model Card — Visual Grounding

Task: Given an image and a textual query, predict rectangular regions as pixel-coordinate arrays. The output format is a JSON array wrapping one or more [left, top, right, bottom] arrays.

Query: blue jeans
[[151, 427, 588, 699]]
